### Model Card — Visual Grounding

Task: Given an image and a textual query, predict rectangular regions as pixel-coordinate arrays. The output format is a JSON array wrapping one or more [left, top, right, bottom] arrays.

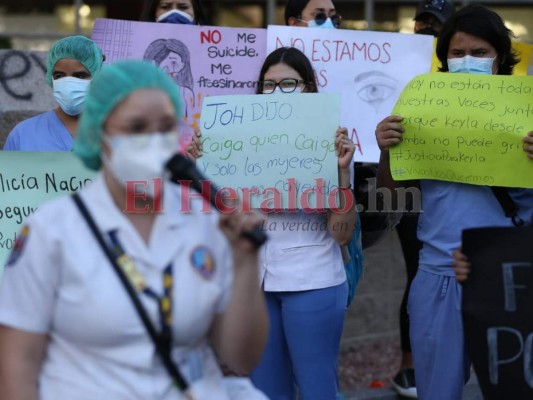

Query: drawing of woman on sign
[[143, 38, 195, 118]]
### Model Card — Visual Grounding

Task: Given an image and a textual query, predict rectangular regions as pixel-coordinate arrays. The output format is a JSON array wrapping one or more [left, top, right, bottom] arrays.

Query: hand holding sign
[[390, 73, 533, 188], [197, 93, 341, 210]]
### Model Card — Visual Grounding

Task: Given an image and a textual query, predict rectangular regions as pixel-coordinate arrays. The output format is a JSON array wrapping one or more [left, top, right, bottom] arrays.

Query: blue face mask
[[156, 9, 195, 25], [306, 17, 336, 29], [53, 77, 91, 116], [447, 55, 495, 75]]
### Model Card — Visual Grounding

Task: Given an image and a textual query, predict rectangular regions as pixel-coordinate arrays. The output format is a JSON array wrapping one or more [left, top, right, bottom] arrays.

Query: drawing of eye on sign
[[91, 19, 267, 148], [267, 26, 434, 163]]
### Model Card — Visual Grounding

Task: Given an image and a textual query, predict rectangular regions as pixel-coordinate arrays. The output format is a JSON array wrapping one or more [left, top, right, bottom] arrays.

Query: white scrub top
[[0, 174, 235, 400], [259, 211, 346, 292]]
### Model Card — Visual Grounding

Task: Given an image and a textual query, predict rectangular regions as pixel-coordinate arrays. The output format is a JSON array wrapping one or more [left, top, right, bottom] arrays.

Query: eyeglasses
[[425, 0, 445, 10], [260, 79, 307, 94], [301, 12, 343, 28]]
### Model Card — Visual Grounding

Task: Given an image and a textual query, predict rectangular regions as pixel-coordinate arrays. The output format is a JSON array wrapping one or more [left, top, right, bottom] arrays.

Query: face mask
[[447, 55, 495, 75], [415, 27, 439, 37], [157, 9, 194, 24], [104, 132, 179, 197], [53, 77, 91, 116], [273, 86, 305, 95], [306, 17, 336, 29]]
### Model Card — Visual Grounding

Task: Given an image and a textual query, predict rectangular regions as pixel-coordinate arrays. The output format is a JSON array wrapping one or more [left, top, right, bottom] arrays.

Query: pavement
[[343, 375, 483, 399]]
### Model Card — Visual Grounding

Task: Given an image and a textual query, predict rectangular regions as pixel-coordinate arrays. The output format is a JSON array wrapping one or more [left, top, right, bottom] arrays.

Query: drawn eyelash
[[354, 71, 397, 111]]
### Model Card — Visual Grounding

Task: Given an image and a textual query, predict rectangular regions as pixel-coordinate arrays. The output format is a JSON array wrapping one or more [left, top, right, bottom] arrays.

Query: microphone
[[165, 154, 268, 247]]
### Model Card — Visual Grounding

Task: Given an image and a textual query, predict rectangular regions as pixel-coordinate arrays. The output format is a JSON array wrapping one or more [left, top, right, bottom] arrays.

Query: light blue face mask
[[447, 55, 495, 74], [53, 77, 91, 116], [306, 17, 336, 29]]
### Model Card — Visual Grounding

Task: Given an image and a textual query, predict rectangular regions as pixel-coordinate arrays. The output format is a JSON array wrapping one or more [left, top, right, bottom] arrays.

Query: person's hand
[[375, 115, 404, 152], [186, 128, 203, 160], [219, 207, 265, 259], [523, 130, 533, 159], [452, 247, 471, 283], [335, 127, 355, 171]]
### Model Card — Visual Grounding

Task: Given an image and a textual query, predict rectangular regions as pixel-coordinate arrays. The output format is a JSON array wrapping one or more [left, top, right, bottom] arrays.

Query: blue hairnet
[[46, 36, 104, 86], [73, 60, 183, 171]]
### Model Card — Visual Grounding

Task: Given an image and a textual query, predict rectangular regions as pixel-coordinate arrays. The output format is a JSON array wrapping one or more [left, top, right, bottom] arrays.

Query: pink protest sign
[[92, 19, 266, 147]]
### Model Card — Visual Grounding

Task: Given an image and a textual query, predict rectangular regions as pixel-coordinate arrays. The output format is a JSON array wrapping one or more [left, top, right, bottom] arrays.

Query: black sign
[[462, 226, 533, 400]]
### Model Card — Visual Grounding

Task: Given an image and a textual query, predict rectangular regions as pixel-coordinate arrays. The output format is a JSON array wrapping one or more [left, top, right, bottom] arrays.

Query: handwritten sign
[[198, 93, 341, 209], [390, 73, 533, 188], [0, 152, 95, 274], [462, 226, 533, 399], [92, 19, 266, 147], [267, 26, 434, 162]]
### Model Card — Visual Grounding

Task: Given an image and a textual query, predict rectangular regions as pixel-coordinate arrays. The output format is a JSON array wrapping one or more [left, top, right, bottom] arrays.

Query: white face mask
[[53, 77, 91, 116], [104, 132, 179, 197], [272, 86, 305, 95], [447, 55, 495, 75]]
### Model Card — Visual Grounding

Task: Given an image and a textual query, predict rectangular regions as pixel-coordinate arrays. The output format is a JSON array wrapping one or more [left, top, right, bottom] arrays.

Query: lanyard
[[108, 230, 174, 344]]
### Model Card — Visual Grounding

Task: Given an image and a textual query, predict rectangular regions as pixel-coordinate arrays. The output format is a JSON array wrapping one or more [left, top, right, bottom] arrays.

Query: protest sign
[[390, 73, 533, 188], [92, 19, 266, 147], [462, 226, 533, 399], [267, 26, 434, 162], [198, 93, 341, 209], [0, 152, 95, 275]]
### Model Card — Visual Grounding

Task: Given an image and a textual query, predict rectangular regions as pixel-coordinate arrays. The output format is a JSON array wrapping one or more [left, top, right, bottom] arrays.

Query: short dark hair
[[284, 0, 310, 25], [139, 0, 207, 25], [256, 47, 318, 94], [436, 4, 519, 75]]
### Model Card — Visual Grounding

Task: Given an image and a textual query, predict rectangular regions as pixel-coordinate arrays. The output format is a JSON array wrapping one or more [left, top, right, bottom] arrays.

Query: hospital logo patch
[[6, 225, 30, 267], [190, 246, 215, 279]]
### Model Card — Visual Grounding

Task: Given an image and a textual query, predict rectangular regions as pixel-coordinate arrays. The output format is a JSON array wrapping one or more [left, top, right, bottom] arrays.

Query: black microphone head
[[165, 154, 196, 182]]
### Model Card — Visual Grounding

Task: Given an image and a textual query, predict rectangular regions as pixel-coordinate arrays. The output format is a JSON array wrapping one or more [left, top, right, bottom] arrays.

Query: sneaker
[[391, 368, 418, 398]]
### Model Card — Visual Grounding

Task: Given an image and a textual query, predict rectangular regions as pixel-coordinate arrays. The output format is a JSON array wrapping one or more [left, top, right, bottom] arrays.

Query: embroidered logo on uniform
[[6, 225, 29, 267], [190, 246, 215, 279]]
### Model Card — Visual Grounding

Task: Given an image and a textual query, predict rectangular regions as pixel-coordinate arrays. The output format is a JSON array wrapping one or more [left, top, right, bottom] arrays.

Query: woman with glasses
[[285, 0, 342, 29], [249, 47, 356, 400], [187, 47, 356, 399]]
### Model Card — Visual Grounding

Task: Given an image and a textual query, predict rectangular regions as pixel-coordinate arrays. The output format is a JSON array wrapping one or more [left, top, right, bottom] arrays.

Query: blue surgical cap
[[73, 60, 183, 171], [46, 35, 104, 86]]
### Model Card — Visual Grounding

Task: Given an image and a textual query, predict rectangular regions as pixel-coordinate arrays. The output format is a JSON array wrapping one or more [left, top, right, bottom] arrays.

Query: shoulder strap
[[490, 186, 524, 227], [72, 193, 190, 393]]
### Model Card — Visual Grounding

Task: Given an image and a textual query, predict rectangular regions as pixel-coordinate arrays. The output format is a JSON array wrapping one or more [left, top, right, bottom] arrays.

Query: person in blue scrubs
[[3, 36, 103, 151], [375, 5, 533, 400]]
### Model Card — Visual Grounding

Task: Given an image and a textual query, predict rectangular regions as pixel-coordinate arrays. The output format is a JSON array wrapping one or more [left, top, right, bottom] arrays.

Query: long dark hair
[[139, 0, 207, 24], [256, 47, 318, 94], [436, 4, 519, 75], [143, 38, 194, 92]]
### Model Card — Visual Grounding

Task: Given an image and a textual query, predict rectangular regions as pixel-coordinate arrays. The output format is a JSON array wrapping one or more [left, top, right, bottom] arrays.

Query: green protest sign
[[198, 93, 341, 208], [390, 73, 533, 188], [0, 152, 96, 274]]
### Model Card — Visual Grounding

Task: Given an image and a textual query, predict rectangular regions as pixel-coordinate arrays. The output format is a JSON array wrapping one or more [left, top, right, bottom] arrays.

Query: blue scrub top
[[418, 179, 533, 267], [3, 110, 73, 151]]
